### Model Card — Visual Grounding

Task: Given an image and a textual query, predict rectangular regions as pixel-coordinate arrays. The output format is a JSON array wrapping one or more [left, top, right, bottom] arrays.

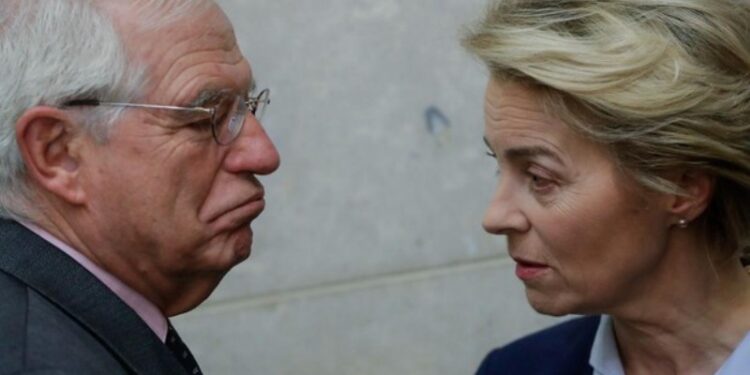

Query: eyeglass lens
[[213, 89, 270, 145], [253, 89, 270, 120], [214, 96, 244, 145]]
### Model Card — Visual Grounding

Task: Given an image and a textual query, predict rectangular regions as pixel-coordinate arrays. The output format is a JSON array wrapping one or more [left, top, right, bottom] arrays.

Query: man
[[0, 1, 280, 373]]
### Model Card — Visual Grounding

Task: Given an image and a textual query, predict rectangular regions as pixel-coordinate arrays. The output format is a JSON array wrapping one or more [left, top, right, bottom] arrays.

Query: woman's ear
[[666, 169, 715, 226], [15, 107, 87, 205]]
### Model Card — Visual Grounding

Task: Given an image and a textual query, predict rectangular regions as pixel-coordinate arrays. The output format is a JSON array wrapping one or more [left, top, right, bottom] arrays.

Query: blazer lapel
[[0, 219, 186, 375]]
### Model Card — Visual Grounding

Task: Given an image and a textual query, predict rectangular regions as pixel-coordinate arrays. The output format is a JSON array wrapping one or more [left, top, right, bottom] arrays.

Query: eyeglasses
[[62, 89, 270, 145]]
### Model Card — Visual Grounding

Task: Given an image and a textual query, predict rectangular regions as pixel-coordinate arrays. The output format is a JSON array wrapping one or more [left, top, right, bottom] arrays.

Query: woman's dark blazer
[[476, 316, 601, 375]]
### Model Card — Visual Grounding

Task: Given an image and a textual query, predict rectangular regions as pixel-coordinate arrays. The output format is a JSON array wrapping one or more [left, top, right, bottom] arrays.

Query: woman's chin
[[525, 291, 578, 317]]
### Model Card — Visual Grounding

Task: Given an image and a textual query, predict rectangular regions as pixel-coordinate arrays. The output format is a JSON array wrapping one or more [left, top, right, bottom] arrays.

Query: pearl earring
[[677, 218, 689, 228]]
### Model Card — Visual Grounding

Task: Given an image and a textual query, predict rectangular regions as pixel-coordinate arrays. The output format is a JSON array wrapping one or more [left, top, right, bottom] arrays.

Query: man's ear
[[15, 107, 87, 205], [666, 169, 715, 225]]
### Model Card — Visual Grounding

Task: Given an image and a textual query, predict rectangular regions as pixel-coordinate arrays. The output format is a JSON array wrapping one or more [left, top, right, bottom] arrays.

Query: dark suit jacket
[[0, 219, 188, 374], [476, 316, 600, 375]]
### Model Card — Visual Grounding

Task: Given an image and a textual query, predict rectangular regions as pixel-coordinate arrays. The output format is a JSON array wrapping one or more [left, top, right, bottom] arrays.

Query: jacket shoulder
[[0, 262, 128, 374], [476, 316, 600, 375], [0, 270, 30, 373]]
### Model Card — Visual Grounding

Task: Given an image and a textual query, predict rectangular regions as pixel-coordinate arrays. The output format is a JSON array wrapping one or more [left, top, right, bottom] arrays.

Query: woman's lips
[[513, 258, 550, 281]]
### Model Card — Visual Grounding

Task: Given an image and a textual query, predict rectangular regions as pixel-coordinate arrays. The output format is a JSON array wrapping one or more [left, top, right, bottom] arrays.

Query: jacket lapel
[[0, 219, 186, 375]]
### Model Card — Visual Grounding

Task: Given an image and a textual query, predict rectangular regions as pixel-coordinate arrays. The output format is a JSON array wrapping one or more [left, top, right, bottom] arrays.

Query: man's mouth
[[207, 194, 266, 233]]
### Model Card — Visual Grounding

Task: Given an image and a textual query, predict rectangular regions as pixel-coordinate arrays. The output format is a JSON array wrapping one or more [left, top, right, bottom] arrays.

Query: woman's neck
[[608, 236, 750, 375]]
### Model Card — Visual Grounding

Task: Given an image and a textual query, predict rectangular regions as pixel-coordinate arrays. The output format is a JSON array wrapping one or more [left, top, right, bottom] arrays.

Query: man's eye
[[187, 119, 213, 131], [210, 99, 234, 128]]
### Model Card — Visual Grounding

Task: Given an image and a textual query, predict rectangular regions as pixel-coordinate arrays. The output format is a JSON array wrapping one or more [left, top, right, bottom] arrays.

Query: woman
[[462, 0, 750, 374]]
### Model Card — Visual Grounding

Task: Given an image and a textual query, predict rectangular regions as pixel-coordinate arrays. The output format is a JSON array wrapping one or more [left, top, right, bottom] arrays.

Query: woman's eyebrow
[[503, 145, 565, 165]]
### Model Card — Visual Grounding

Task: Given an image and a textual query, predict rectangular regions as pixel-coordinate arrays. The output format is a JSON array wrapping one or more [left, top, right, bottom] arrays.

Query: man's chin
[[164, 273, 229, 316], [230, 225, 253, 263], [193, 224, 254, 273]]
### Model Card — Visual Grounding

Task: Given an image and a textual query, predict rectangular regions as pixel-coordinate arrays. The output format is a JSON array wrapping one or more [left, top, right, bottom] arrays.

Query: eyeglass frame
[[61, 88, 270, 145]]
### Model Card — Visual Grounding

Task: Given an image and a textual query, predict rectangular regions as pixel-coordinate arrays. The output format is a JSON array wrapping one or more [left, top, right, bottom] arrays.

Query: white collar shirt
[[589, 315, 750, 375]]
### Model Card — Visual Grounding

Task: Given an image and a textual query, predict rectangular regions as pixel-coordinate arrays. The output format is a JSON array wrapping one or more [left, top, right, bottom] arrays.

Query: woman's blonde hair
[[463, 0, 750, 260]]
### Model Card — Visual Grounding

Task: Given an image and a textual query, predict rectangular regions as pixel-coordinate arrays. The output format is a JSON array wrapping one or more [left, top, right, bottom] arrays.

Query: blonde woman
[[463, 1, 750, 374]]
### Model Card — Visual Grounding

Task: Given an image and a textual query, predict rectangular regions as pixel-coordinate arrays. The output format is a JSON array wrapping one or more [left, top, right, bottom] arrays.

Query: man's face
[[77, 3, 280, 313]]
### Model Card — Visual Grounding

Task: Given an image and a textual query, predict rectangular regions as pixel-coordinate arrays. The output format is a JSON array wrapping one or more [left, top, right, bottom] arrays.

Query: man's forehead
[[96, 0, 229, 41], [96, 0, 217, 25], [100, 0, 246, 98]]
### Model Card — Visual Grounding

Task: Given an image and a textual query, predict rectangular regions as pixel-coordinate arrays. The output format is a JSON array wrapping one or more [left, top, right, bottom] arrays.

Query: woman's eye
[[482, 148, 500, 175], [530, 175, 553, 190], [489, 156, 503, 176], [527, 167, 557, 194], [483, 137, 497, 158]]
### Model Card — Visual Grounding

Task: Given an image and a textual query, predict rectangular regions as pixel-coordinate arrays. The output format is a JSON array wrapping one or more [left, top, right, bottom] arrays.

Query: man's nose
[[482, 180, 530, 235], [223, 116, 281, 175]]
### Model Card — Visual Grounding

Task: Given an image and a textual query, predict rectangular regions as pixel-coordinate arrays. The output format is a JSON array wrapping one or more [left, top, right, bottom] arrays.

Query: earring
[[677, 218, 689, 228]]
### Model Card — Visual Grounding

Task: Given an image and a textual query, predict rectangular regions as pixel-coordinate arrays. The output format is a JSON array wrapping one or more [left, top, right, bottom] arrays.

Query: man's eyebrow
[[187, 88, 229, 108], [187, 78, 256, 108], [504, 145, 565, 165]]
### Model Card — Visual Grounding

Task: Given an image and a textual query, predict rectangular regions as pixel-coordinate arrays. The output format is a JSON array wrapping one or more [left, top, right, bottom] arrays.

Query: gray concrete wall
[[173, 1, 561, 373]]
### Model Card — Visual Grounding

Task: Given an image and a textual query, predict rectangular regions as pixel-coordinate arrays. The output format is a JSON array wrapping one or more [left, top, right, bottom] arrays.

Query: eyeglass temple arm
[[62, 99, 215, 115]]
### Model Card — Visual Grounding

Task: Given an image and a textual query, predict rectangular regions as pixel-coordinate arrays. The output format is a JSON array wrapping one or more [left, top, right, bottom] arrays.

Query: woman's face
[[482, 79, 673, 316]]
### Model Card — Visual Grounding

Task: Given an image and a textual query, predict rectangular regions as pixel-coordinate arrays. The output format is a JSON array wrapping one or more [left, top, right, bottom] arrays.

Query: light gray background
[[173, 1, 561, 373]]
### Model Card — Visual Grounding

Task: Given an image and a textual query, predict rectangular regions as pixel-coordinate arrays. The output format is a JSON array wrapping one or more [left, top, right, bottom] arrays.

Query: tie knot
[[166, 323, 203, 375]]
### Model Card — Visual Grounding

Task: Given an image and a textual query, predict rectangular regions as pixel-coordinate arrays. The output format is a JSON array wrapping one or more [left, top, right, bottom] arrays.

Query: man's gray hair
[[0, 0, 214, 220]]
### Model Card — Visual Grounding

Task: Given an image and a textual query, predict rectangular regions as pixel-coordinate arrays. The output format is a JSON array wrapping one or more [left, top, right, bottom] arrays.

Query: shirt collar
[[716, 331, 750, 374], [589, 315, 625, 375], [589, 314, 750, 375], [18, 220, 169, 342]]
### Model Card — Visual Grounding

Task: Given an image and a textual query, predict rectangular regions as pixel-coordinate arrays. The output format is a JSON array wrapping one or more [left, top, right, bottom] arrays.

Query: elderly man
[[0, 0, 279, 373]]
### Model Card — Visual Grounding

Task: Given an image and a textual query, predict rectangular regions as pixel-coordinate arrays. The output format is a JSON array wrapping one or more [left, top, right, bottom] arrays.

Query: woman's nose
[[482, 180, 530, 235]]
